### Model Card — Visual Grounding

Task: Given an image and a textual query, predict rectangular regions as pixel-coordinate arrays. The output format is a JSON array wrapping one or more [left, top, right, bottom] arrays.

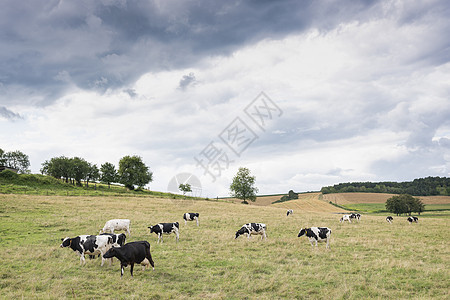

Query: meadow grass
[[0, 194, 449, 299]]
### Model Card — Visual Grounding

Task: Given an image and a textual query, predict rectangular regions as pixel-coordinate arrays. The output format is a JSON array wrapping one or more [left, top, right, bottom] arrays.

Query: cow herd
[[60, 208, 420, 278]]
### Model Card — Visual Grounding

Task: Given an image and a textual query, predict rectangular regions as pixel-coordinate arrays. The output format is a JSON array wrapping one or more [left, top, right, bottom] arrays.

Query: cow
[[339, 214, 352, 223], [407, 216, 419, 224], [183, 213, 199, 226], [386, 216, 394, 224], [103, 241, 155, 277], [235, 223, 267, 240], [100, 219, 131, 236], [350, 213, 361, 222], [148, 222, 179, 243], [286, 209, 293, 216], [60, 235, 113, 266], [100, 233, 127, 247], [298, 227, 332, 249]]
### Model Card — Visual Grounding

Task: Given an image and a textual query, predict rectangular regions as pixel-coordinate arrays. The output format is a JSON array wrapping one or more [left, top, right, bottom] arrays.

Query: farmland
[[0, 194, 449, 299]]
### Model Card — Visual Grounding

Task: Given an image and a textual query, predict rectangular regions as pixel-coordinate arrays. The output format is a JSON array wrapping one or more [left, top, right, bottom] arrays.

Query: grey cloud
[[0, 106, 23, 120], [0, 0, 392, 106], [178, 72, 196, 90]]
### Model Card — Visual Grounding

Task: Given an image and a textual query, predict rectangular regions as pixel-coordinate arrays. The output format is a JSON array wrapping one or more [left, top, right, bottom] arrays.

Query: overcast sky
[[1, 0, 449, 197]]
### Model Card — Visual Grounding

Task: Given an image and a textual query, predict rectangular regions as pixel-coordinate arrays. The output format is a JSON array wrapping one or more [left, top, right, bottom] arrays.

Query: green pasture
[[0, 194, 449, 299]]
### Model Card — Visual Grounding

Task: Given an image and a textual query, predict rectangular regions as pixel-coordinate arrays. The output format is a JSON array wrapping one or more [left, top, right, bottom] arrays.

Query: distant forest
[[320, 176, 450, 196]]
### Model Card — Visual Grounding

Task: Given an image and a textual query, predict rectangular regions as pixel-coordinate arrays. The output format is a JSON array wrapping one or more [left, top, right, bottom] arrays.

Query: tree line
[[321, 176, 450, 196], [40, 155, 152, 190]]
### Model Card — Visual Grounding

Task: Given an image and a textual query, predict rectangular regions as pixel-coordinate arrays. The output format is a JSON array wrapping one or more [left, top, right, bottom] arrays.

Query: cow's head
[[298, 228, 306, 237], [117, 233, 126, 246], [103, 247, 116, 259], [148, 226, 156, 233], [60, 237, 71, 248], [235, 227, 247, 239]]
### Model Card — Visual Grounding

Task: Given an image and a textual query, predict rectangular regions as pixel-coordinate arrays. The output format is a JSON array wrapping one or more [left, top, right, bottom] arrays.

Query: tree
[[71, 157, 89, 186], [179, 183, 192, 199], [230, 167, 259, 204], [85, 163, 99, 188], [100, 162, 117, 189], [385, 194, 425, 216], [118, 155, 153, 190], [41, 156, 72, 183], [3, 150, 30, 173]]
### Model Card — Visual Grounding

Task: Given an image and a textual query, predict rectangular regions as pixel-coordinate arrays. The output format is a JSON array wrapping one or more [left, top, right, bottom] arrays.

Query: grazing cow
[[103, 241, 155, 277], [287, 209, 293, 216], [407, 216, 419, 224], [183, 213, 199, 226], [298, 227, 332, 249], [148, 222, 179, 243], [60, 235, 113, 266], [235, 223, 267, 240], [100, 219, 131, 236], [350, 213, 361, 222], [340, 214, 352, 223], [386, 216, 394, 224]]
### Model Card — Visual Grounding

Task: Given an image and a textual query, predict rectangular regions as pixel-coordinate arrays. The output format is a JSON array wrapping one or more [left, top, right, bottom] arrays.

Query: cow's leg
[[121, 264, 125, 277], [79, 254, 86, 265], [130, 263, 134, 277], [326, 238, 330, 249], [185, 219, 187, 226], [196, 218, 199, 226], [175, 229, 179, 243]]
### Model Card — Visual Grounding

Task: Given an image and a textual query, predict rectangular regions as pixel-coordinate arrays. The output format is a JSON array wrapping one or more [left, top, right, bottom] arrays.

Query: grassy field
[[0, 194, 449, 299]]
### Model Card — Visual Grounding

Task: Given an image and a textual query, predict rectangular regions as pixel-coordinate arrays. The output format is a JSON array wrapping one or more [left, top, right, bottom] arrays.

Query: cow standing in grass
[[340, 215, 352, 223], [60, 235, 113, 266], [100, 219, 131, 236], [298, 227, 331, 249], [148, 222, 180, 243], [235, 223, 267, 240], [407, 216, 418, 224], [287, 209, 293, 216], [183, 213, 199, 226], [386, 216, 393, 224]]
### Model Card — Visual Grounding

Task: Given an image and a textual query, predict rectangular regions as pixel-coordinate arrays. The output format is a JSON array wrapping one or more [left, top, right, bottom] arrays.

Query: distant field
[[0, 194, 449, 299]]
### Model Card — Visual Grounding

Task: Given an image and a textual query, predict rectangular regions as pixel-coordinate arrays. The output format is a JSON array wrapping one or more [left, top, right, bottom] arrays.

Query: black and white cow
[[286, 209, 293, 216], [350, 213, 361, 222], [183, 213, 199, 226], [298, 227, 332, 249], [386, 216, 394, 224], [235, 223, 267, 240], [103, 241, 155, 277], [407, 216, 419, 224], [60, 235, 113, 266], [88, 233, 127, 259], [100, 219, 131, 236], [148, 222, 179, 243], [340, 214, 352, 223]]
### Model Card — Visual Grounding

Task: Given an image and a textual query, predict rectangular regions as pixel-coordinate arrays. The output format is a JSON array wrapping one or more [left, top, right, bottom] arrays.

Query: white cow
[[340, 215, 352, 223], [100, 219, 131, 236]]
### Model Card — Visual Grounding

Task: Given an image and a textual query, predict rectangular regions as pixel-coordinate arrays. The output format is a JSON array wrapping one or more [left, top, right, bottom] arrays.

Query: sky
[[1, 0, 450, 197]]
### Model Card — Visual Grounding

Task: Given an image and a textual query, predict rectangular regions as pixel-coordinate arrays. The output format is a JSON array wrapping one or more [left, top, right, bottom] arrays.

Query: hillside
[[322, 192, 450, 205]]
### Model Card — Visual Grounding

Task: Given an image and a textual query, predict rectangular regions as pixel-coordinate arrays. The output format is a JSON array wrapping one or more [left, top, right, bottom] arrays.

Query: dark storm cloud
[[0, 0, 382, 106]]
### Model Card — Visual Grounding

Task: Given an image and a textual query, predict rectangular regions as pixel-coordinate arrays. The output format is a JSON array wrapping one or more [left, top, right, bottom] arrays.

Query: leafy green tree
[[41, 156, 73, 182], [71, 157, 89, 186], [230, 167, 259, 204], [179, 183, 192, 198], [386, 194, 425, 216], [85, 163, 99, 188], [118, 155, 153, 190], [100, 162, 117, 189], [3, 150, 30, 173]]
